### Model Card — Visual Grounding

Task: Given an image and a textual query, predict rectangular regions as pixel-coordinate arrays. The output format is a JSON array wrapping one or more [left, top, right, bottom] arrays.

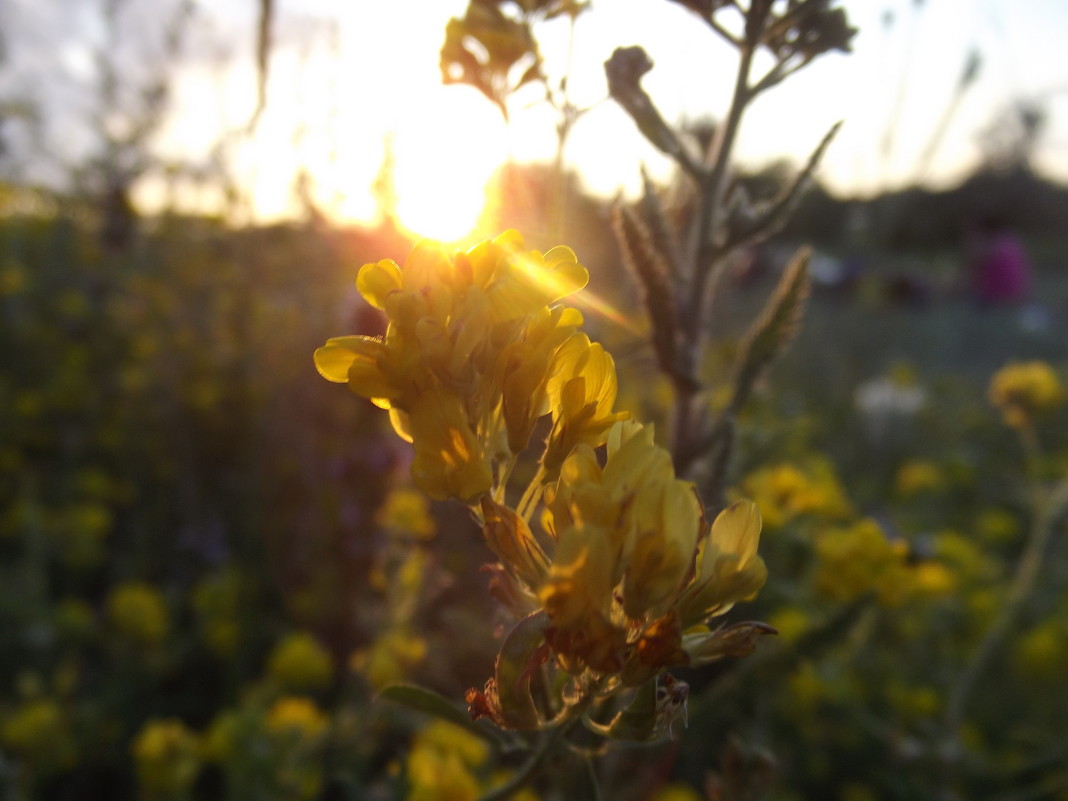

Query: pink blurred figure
[[969, 217, 1032, 305]]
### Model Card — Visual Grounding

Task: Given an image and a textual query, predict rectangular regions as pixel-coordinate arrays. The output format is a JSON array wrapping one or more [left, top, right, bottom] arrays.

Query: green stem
[[673, 37, 755, 471], [478, 719, 578, 801], [495, 455, 517, 505], [944, 427, 1066, 734], [583, 753, 604, 801]]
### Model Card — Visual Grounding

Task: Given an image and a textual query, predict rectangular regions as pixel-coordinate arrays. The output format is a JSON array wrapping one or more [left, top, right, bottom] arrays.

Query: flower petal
[[356, 259, 402, 310]]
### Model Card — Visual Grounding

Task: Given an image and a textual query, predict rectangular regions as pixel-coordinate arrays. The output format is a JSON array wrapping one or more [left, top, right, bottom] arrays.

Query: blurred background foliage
[[1, 1, 1068, 800]]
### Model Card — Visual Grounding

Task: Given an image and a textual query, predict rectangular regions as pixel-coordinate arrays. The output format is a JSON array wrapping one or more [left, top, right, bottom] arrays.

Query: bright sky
[[6, 0, 1068, 240]]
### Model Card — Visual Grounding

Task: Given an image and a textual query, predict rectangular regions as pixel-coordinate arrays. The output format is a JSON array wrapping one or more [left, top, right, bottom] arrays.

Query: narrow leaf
[[495, 610, 550, 730], [612, 204, 681, 385], [729, 247, 811, 415], [378, 683, 503, 745]]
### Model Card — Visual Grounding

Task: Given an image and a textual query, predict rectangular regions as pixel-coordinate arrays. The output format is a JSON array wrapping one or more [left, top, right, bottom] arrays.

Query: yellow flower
[[412, 720, 488, 769], [407, 388, 494, 502], [741, 459, 851, 529], [910, 561, 956, 597], [265, 697, 328, 741], [767, 606, 810, 643], [377, 486, 437, 540], [315, 231, 591, 502], [106, 581, 169, 646], [266, 632, 333, 692], [1, 698, 76, 773], [541, 422, 700, 615], [480, 497, 550, 592], [679, 500, 767, 627], [1013, 619, 1068, 681], [989, 360, 1064, 427], [350, 628, 428, 690], [542, 334, 628, 472], [895, 459, 946, 497], [533, 422, 767, 679], [131, 719, 202, 797], [811, 519, 909, 606], [406, 721, 489, 801], [495, 305, 585, 454]]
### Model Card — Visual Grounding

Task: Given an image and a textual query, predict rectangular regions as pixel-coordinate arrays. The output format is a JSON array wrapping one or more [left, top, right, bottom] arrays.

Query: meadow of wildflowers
[[2, 1, 1068, 800]]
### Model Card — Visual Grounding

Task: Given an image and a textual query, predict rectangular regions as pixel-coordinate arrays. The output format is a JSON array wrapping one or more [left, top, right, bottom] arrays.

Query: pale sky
[[4, 0, 1068, 235]]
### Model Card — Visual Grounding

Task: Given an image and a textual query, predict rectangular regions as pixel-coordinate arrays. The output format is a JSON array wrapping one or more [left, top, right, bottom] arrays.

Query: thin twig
[[478, 730, 556, 801]]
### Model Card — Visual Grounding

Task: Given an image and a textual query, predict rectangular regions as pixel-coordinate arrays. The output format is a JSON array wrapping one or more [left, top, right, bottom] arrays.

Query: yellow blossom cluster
[[131, 718, 202, 798], [106, 581, 170, 647], [1, 698, 77, 774], [350, 628, 429, 691], [812, 521, 961, 608], [741, 459, 852, 529], [264, 697, 329, 741], [405, 721, 540, 801], [812, 519, 911, 606], [376, 486, 437, 541], [265, 631, 334, 693], [988, 360, 1065, 428], [317, 232, 771, 729], [316, 230, 613, 501]]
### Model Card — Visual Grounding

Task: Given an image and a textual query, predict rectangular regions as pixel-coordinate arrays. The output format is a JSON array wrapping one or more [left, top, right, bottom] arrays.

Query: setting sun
[[390, 89, 509, 243]]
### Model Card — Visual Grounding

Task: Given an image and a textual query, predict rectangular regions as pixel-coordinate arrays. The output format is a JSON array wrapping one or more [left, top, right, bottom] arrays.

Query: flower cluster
[[316, 230, 604, 501], [317, 232, 771, 734], [988, 360, 1064, 428]]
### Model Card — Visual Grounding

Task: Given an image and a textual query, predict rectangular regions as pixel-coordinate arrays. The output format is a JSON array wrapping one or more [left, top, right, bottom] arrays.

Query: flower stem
[[517, 465, 546, 523], [478, 721, 572, 801], [945, 426, 1068, 735]]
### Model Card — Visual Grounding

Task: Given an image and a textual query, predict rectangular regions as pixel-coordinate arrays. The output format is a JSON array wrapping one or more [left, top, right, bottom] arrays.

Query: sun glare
[[391, 90, 508, 244]]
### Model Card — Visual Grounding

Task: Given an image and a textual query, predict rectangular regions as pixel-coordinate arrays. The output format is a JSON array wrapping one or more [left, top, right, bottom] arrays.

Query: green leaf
[[494, 610, 550, 730], [729, 247, 811, 415], [377, 683, 503, 745]]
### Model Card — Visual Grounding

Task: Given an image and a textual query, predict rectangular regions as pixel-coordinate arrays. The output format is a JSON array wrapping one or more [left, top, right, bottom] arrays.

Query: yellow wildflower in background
[[351, 628, 429, 690], [741, 459, 851, 529], [812, 519, 909, 606], [106, 581, 170, 646], [988, 360, 1064, 428], [1, 698, 76, 773], [266, 632, 333, 692], [767, 606, 810, 644], [894, 459, 946, 497], [377, 486, 437, 540], [265, 697, 328, 741], [1013, 619, 1068, 681], [910, 561, 956, 598], [131, 719, 202, 798], [406, 721, 488, 801]]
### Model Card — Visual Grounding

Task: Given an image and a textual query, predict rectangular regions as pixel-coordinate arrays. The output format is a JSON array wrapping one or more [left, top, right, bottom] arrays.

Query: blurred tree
[[77, 0, 195, 250], [978, 98, 1048, 175]]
